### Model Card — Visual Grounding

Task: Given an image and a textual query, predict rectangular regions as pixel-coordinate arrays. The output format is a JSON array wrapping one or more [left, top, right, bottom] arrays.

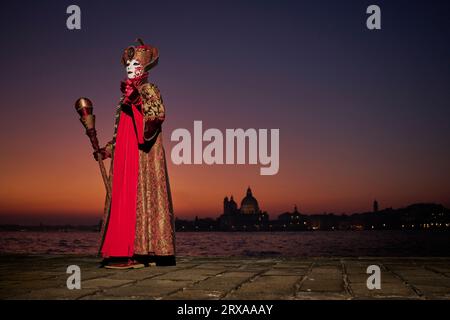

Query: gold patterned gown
[[99, 82, 176, 258]]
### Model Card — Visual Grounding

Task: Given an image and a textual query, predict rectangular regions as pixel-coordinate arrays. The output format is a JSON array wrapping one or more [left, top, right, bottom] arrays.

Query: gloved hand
[[93, 142, 113, 161], [121, 82, 141, 107], [144, 116, 163, 141]]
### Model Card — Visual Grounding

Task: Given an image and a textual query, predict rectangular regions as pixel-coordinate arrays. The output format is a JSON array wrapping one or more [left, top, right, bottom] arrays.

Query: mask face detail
[[126, 59, 144, 79]]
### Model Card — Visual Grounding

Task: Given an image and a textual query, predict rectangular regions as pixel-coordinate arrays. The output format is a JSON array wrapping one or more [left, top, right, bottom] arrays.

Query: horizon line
[[0, 202, 447, 226]]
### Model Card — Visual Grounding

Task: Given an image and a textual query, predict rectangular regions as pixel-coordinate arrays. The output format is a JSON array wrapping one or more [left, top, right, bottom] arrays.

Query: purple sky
[[0, 0, 449, 224]]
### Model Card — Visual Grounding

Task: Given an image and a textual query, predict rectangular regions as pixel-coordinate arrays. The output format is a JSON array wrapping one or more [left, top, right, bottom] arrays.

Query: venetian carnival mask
[[126, 59, 144, 79], [121, 39, 159, 79]]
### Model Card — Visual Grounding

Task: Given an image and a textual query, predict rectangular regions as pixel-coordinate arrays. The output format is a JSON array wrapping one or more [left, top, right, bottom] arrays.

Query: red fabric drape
[[100, 109, 141, 257]]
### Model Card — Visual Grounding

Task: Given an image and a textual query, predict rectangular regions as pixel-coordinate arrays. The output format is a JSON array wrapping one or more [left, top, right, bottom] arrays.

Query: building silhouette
[[373, 199, 379, 212], [173, 195, 450, 232], [219, 187, 269, 230], [277, 205, 308, 230]]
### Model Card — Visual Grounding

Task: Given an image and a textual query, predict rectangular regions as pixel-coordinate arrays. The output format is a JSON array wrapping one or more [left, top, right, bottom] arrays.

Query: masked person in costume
[[95, 39, 176, 269]]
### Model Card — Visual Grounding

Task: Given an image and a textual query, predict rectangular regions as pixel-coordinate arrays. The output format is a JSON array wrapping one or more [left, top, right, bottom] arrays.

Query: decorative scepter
[[74, 98, 112, 196]]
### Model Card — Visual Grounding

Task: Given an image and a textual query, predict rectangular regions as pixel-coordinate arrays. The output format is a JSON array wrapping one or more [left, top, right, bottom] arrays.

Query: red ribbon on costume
[[121, 73, 149, 144]]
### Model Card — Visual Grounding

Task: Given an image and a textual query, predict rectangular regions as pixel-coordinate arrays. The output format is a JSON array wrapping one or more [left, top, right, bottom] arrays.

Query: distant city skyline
[[0, 189, 447, 226], [2, 202, 448, 233]]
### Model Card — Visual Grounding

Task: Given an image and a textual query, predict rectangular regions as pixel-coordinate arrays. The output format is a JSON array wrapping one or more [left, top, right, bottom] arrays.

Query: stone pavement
[[0, 255, 449, 300]]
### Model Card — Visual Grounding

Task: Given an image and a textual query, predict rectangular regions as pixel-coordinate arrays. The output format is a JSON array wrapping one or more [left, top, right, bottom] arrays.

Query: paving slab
[[0, 255, 449, 300]]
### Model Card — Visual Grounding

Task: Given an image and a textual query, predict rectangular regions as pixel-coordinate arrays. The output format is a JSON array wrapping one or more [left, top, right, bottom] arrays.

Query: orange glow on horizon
[[1, 125, 449, 222]]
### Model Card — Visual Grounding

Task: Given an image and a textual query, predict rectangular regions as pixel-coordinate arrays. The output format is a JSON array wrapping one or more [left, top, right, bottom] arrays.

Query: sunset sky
[[0, 0, 449, 224]]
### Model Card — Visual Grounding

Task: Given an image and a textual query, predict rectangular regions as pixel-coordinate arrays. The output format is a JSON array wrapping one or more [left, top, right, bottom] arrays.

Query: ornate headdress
[[121, 38, 159, 71]]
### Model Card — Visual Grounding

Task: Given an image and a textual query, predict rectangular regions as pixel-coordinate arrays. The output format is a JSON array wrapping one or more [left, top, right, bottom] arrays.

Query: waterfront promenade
[[1, 255, 449, 300]]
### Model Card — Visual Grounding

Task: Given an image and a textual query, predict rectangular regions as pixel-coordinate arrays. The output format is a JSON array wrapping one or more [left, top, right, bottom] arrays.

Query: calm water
[[0, 231, 449, 257]]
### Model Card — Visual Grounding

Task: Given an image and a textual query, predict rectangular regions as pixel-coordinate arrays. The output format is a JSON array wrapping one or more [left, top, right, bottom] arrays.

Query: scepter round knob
[[75, 97, 93, 115], [75, 97, 95, 130]]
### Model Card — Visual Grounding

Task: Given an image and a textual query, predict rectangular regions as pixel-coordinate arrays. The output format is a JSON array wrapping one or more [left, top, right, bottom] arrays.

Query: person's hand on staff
[[93, 142, 113, 161]]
